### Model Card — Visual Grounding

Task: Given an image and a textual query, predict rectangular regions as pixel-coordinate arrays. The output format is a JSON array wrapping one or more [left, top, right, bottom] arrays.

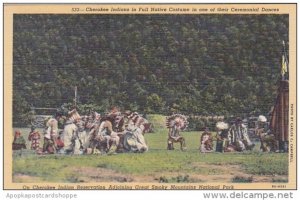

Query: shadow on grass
[[232, 176, 253, 183]]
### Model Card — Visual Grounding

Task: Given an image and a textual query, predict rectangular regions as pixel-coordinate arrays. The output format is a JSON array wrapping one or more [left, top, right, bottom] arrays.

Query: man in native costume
[[63, 109, 82, 155], [166, 114, 188, 151], [93, 114, 121, 154], [55, 131, 65, 154], [28, 126, 41, 150], [228, 118, 255, 151], [123, 121, 148, 153], [215, 122, 229, 153], [75, 118, 90, 152], [107, 107, 126, 133], [256, 115, 278, 152], [12, 130, 27, 150], [43, 113, 60, 154], [200, 127, 214, 153], [125, 111, 152, 134], [83, 112, 102, 154]]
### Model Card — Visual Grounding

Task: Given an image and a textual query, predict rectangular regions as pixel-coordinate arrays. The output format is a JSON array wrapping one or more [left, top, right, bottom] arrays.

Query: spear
[[282, 41, 289, 80], [74, 86, 77, 110]]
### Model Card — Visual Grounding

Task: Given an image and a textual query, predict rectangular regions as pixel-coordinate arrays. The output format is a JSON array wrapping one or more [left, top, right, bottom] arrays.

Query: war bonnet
[[216, 121, 229, 130]]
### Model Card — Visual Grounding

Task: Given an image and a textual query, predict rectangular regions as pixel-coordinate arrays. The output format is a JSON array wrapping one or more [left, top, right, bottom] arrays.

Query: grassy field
[[12, 114, 288, 183]]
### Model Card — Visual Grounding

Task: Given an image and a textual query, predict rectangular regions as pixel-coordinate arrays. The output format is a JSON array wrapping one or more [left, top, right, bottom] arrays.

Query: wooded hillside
[[13, 14, 288, 125]]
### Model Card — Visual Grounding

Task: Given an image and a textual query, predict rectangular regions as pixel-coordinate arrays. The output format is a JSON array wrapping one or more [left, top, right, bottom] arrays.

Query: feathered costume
[[166, 114, 188, 151]]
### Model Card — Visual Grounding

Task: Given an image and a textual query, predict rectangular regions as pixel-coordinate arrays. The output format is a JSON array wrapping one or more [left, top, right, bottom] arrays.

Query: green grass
[[12, 114, 289, 182], [147, 114, 166, 131]]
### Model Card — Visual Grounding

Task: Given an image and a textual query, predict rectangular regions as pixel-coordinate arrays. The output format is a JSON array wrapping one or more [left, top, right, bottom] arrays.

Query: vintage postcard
[[3, 4, 296, 190]]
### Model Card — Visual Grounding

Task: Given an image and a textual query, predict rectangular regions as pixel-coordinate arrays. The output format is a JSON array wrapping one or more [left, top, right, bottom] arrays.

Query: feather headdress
[[166, 114, 188, 130]]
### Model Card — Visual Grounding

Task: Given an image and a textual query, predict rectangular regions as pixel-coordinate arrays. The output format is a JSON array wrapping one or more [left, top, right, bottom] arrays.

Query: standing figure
[[256, 115, 278, 152], [12, 130, 27, 150], [166, 114, 188, 151], [215, 122, 229, 153], [28, 126, 41, 150], [63, 109, 82, 155], [228, 118, 255, 151], [85, 112, 101, 154], [200, 127, 214, 153], [43, 113, 60, 154]]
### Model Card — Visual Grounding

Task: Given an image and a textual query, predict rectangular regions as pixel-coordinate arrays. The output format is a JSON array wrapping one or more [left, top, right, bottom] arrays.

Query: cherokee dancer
[[166, 114, 188, 151]]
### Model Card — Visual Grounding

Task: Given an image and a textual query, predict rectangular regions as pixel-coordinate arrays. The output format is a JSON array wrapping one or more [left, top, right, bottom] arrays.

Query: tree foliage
[[13, 14, 288, 125]]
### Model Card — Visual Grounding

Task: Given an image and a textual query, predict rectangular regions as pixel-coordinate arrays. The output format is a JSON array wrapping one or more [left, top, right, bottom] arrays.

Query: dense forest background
[[13, 14, 288, 126]]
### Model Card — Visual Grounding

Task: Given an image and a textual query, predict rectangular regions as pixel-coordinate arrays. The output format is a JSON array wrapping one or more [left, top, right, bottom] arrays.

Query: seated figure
[[123, 121, 148, 153], [215, 122, 229, 153], [200, 128, 214, 153], [28, 126, 41, 150], [228, 117, 255, 152], [12, 130, 27, 150]]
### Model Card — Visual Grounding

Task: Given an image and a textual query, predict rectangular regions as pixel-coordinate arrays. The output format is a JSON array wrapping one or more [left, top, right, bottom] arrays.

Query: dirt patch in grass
[[13, 173, 44, 182], [187, 163, 288, 183], [88, 163, 287, 183], [253, 175, 288, 183], [71, 167, 136, 182], [13, 163, 288, 183]]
